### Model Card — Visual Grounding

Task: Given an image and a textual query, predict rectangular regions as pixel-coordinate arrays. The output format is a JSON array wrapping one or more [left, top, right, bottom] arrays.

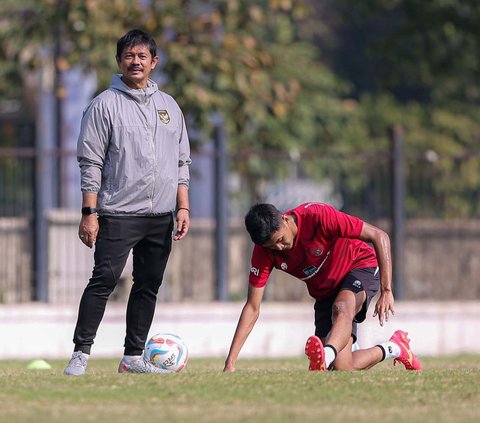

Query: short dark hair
[[245, 203, 282, 245], [117, 29, 157, 59]]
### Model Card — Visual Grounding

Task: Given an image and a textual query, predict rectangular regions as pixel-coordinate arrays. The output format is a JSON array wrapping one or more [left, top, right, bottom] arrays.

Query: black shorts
[[314, 267, 379, 343]]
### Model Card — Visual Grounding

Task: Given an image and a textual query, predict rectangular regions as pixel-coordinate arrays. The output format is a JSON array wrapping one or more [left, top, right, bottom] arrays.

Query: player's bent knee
[[331, 302, 355, 322]]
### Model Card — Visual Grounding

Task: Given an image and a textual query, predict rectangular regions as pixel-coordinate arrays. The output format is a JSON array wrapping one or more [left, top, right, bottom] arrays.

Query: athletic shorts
[[313, 267, 379, 343]]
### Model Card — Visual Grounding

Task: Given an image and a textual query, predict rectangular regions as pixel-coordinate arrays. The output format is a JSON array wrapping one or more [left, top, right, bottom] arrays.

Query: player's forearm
[[374, 231, 393, 293], [225, 303, 260, 368], [360, 222, 392, 293]]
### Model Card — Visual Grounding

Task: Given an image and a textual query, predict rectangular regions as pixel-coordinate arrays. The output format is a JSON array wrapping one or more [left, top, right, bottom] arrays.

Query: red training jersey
[[249, 202, 378, 300]]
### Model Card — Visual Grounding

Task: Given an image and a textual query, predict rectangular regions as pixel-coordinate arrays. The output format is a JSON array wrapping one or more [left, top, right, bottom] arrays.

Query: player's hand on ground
[[174, 209, 190, 240], [223, 363, 236, 372], [373, 290, 395, 326]]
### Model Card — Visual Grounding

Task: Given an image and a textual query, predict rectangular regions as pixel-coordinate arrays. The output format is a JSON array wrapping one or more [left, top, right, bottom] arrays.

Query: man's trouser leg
[[72, 216, 142, 354], [124, 214, 173, 355]]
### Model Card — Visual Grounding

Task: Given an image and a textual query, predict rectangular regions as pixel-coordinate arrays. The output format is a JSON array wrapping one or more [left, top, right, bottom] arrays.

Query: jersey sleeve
[[310, 203, 364, 238], [248, 245, 274, 288]]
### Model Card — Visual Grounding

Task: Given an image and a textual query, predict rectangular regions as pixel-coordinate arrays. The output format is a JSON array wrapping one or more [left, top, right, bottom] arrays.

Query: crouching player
[[224, 202, 421, 372]]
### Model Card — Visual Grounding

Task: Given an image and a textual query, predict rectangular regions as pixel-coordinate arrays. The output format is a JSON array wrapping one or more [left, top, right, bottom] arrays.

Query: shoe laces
[[70, 351, 87, 368], [140, 358, 168, 372]]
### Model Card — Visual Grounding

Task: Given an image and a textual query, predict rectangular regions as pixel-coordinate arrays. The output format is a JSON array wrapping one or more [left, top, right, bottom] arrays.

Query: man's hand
[[78, 215, 99, 248], [373, 290, 395, 326], [174, 208, 190, 240]]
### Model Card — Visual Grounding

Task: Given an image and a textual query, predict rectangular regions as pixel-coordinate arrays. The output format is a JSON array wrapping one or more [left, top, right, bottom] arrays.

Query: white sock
[[378, 341, 401, 360], [324, 345, 336, 368], [122, 355, 142, 364]]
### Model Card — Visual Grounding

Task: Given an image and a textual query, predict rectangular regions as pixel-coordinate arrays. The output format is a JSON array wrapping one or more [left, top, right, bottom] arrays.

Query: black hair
[[245, 203, 282, 245], [116, 29, 157, 59]]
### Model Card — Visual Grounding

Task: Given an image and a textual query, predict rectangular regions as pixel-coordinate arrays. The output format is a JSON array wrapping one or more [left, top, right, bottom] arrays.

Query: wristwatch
[[81, 207, 98, 216]]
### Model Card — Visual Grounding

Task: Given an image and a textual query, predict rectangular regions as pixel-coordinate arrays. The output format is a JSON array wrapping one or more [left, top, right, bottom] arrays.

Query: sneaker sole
[[305, 336, 326, 371]]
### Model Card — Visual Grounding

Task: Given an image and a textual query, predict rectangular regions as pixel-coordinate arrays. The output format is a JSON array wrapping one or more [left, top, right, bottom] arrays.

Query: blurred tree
[[1, 0, 478, 216], [320, 0, 480, 217], [0, 0, 364, 203], [0, 0, 143, 113], [333, 0, 480, 103], [0, 1, 352, 147]]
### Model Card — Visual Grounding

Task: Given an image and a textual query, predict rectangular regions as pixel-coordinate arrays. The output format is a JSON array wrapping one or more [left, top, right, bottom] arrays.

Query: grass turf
[[1, 356, 479, 423]]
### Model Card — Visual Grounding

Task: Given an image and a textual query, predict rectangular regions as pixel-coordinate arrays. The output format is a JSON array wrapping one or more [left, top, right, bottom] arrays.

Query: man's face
[[262, 217, 295, 251], [116, 44, 158, 89]]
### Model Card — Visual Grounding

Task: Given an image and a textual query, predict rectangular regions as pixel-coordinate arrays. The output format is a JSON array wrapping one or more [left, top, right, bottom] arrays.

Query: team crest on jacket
[[311, 247, 323, 256], [157, 110, 170, 124]]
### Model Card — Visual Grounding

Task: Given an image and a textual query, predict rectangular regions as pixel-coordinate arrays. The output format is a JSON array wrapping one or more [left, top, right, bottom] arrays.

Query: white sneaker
[[118, 357, 170, 374], [64, 351, 88, 376]]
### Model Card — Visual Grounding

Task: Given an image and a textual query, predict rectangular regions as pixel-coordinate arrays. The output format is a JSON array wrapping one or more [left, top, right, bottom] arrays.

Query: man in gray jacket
[[65, 29, 191, 375]]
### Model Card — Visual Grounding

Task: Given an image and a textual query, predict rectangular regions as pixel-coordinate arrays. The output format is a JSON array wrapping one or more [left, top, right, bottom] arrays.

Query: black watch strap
[[81, 207, 98, 216]]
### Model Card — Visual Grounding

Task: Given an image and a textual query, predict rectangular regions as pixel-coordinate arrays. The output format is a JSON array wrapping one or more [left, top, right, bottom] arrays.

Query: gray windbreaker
[[77, 74, 191, 216]]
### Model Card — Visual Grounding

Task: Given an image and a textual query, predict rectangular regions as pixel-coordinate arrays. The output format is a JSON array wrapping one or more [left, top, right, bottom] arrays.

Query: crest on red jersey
[[311, 247, 323, 256]]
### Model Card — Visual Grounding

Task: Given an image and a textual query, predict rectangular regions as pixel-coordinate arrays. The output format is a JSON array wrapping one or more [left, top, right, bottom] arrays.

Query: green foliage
[[0, 0, 137, 88], [322, 0, 480, 217], [0, 1, 346, 147], [333, 0, 480, 101], [358, 95, 480, 217], [1, 0, 479, 217], [0, 0, 359, 202]]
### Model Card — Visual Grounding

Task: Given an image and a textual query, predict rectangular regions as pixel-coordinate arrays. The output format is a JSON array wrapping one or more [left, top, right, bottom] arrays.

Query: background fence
[[1, 116, 480, 304]]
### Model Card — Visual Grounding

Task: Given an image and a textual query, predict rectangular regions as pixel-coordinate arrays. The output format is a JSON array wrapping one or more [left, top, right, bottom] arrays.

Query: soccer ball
[[144, 333, 188, 372]]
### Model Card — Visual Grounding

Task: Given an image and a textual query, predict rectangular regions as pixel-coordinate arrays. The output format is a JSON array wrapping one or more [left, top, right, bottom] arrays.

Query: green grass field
[[1, 356, 479, 423]]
